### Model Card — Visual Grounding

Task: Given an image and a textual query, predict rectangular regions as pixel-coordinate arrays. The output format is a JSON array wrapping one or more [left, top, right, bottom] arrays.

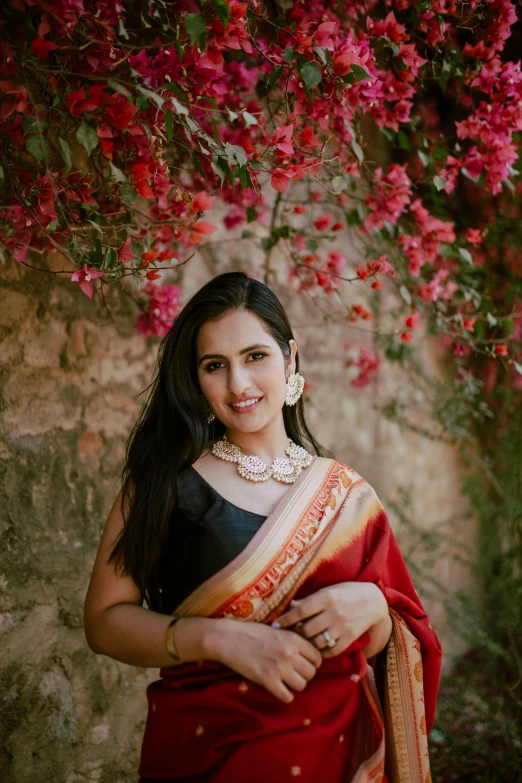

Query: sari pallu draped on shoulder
[[139, 457, 442, 783]]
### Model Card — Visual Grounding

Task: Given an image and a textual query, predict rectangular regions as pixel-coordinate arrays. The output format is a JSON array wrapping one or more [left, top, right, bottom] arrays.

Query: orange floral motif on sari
[[139, 457, 442, 783]]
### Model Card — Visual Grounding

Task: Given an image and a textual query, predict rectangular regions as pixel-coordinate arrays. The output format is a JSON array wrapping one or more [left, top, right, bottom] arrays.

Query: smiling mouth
[[229, 397, 263, 411]]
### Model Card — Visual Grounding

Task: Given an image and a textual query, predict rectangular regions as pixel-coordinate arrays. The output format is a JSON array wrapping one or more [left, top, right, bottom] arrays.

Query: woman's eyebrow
[[198, 343, 271, 366]]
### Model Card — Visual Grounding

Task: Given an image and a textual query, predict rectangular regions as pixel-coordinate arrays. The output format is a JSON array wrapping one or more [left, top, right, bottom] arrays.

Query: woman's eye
[[204, 353, 266, 372]]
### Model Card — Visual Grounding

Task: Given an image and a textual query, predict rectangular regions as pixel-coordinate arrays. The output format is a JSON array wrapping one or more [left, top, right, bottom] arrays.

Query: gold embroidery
[[303, 718, 311, 726], [195, 725, 204, 736], [425, 772, 432, 783], [291, 766, 302, 776], [414, 659, 423, 682], [338, 734, 344, 743], [340, 470, 352, 488], [326, 493, 336, 510], [230, 600, 254, 618], [238, 682, 249, 693], [420, 714, 427, 735]]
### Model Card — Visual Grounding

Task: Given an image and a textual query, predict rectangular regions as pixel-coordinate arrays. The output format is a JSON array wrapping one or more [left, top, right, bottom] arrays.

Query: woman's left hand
[[275, 582, 389, 658]]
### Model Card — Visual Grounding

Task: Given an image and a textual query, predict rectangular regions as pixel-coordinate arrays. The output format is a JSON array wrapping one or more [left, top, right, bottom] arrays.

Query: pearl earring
[[285, 372, 305, 406], [202, 396, 215, 423]]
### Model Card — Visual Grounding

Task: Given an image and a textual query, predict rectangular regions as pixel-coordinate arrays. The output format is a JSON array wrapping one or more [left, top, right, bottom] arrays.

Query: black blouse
[[158, 466, 267, 614]]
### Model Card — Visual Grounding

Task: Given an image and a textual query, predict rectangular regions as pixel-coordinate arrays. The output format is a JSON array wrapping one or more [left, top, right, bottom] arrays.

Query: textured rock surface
[[0, 254, 475, 782]]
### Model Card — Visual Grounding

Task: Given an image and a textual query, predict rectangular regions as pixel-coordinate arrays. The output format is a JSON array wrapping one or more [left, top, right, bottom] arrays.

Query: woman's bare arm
[[83, 489, 227, 667]]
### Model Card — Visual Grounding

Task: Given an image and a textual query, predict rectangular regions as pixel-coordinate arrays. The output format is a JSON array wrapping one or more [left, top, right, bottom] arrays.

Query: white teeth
[[231, 398, 260, 408]]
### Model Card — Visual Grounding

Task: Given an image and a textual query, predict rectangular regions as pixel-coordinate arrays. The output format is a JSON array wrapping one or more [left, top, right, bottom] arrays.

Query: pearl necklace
[[210, 434, 314, 484]]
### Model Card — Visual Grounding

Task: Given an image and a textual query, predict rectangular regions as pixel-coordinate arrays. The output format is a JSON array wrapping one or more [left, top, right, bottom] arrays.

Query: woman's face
[[196, 308, 297, 433]]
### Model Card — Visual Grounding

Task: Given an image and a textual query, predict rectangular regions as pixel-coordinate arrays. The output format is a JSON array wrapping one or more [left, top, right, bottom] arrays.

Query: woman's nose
[[228, 363, 251, 395]]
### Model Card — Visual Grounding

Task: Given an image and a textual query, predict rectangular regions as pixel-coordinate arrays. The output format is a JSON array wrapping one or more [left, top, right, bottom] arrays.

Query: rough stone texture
[[0, 246, 475, 782]]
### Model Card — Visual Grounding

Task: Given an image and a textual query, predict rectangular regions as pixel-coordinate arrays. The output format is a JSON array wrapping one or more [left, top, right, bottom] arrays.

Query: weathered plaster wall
[[0, 248, 475, 782]]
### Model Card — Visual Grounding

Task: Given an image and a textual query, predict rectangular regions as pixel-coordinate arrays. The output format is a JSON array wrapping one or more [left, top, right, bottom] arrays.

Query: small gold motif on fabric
[[339, 734, 345, 743], [291, 766, 302, 776], [420, 715, 427, 735], [350, 673, 360, 682], [414, 660, 423, 682], [238, 682, 249, 693], [340, 470, 352, 488], [303, 718, 311, 726], [326, 493, 336, 510], [151, 703, 156, 712], [195, 724, 205, 736]]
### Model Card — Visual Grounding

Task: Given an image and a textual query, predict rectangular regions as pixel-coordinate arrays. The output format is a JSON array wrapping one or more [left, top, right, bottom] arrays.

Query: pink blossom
[[134, 282, 181, 338], [71, 264, 104, 299]]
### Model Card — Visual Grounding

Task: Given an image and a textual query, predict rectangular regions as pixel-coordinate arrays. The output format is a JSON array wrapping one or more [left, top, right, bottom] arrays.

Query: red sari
[[139, 457, 442, 783]]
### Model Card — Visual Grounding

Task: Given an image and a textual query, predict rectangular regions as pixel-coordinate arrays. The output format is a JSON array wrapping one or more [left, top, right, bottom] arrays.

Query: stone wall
[[0, 250, 475, 782]]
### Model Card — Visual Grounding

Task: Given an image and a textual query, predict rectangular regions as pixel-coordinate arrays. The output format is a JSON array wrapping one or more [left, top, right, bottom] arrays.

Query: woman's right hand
[[208, 618, 323, 703]]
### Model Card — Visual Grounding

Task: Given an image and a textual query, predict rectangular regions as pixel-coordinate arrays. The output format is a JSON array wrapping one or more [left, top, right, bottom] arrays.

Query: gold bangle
[[165, 615, 182, 661]]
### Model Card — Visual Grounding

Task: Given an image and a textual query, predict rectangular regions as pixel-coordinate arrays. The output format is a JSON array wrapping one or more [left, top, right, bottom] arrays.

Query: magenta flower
[[71, 264, 105, 299]]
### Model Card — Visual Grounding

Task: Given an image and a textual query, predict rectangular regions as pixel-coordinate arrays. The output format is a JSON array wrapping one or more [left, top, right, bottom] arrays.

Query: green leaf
[[224, 142, 247, 167], [184, 13, 206, 47], [76, 121, 99, 156], [399, 285, 412, 305], [238, 165, 247, 188], [192, 150, 205, 179], [351, 139, 364, 163], [162, 82, 187, 100], [332, 175, 348, 194], [433, 175, 446, 191], [26, 133, 49, 163], [346, 208, 362, 226], [135, 84, 164, 109], [282, 47, 295, 65], [397, 130, 411, 151], [107, 79, 134, 101], [306, 238, 318, 252], [215, 156, 234, 186], [315, 47, 330, 65], [214, 0, 230, 27], [105, 247, 118, 268], [119, 183, 137, 205], [459, 248, 473, 264], [246, 206, 257, 223], [118, 17, 129, 39], [136, 95, 148, 111], [0, 164, 4, 181], [260, 235, 278, 252], [165, 109, 174, 141], [267, 65, 284, 90], [350, 64, 369, 81], [226, 106, 239, 122], [242, 111, 258, 127], [48, 220, 57, 231], [58, 137, 72, 172], [299, 62, 322, 89], [211, 159, 225, 185], [170, 96, 188, 116], [109, 161, 126, 182]]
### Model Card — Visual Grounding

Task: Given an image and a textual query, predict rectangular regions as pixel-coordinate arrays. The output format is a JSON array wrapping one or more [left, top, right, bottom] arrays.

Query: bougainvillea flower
[[71, 264, 104, 299], [30, 36, 59, 59], [190, 192, 216, 212]]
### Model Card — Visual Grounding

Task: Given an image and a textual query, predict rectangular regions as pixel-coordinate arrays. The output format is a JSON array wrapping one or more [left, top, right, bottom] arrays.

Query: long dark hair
[[109, 271, 331, 610]]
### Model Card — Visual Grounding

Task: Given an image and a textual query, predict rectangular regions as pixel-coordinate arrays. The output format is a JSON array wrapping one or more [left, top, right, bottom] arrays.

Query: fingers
[[295, 635, 323, 668], [277, 594, 325, 629]]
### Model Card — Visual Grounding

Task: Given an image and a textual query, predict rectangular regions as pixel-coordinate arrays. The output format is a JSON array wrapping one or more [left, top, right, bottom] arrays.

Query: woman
[[84, 271, 442, 783]]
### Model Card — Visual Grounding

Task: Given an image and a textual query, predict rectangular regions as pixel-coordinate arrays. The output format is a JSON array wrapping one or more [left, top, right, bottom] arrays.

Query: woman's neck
[[224, 419, 291, 464]]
